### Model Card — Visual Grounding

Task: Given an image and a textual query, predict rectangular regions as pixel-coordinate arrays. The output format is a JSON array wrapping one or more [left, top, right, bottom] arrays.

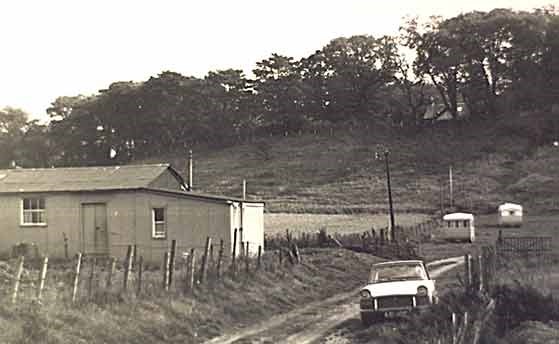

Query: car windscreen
[[369, 264, 427, 283]]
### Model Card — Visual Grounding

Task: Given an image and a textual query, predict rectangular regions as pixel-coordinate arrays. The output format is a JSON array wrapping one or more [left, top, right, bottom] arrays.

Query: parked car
[[359, 260, 438, 325]]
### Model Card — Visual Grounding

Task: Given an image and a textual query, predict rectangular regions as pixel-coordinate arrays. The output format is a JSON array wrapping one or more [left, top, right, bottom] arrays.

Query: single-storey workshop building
[[0, 164, 264, 262]]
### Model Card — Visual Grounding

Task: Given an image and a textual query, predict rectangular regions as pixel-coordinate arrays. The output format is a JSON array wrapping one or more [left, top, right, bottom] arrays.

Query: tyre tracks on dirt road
[[204, 256, 464, 344]]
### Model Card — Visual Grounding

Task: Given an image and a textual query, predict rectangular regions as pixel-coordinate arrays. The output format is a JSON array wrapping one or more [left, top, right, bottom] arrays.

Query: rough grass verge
[[0, 248, 381, 344]]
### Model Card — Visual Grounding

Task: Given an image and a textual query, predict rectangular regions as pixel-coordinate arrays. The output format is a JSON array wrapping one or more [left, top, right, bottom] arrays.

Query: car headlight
[[360, 290, 372, 299], [417, 286, 428, 297]]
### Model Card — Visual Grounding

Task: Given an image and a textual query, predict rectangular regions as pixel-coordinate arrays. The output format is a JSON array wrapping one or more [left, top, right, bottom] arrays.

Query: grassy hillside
[[144, 118, 559, 215]]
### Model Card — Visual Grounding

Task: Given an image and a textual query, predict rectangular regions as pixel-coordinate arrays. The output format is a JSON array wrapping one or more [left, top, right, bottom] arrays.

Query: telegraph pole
[[449, 165, 453, 209], [384, 151, 396, 241]]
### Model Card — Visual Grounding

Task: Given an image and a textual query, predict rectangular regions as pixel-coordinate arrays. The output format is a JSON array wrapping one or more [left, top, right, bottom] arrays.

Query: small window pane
[[39, 198, 45, 209], [154, 208, 165, 222], [155, 223, 165, 236], [24, 213, 32, 223], [23, 199, 31, 209]]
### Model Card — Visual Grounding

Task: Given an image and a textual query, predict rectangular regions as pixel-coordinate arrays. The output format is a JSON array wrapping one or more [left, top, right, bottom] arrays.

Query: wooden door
[[82, 203, 108, 255]]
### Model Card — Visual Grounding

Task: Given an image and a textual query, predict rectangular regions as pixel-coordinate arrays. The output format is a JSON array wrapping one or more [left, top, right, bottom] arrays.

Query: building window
[[152, 208, 166, 239], [21, 197, 46, 225], [463, 220, 469, 227]]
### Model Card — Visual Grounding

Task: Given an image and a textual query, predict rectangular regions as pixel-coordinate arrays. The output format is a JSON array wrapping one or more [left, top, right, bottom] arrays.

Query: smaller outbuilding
[[439, 212, 475, 243], [497, 203, 523, 227]]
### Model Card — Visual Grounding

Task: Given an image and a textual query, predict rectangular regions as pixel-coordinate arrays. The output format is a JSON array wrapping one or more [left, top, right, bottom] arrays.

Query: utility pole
[[384, 150, 396, 242], [188, 149, 193, 191], [449, 165, 453, 209]]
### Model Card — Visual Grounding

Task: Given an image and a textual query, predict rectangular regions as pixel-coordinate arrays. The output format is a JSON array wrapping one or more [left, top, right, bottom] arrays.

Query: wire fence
[[264, 218, 441, 260], [2, 232, 305, 307]]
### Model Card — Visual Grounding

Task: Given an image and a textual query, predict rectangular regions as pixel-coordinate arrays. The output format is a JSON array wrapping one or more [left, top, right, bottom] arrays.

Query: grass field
[[264, 212, 431, 236]]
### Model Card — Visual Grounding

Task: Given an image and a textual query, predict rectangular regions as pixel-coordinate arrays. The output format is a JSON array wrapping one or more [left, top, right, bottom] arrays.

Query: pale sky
[[0, 0, 554, 122]]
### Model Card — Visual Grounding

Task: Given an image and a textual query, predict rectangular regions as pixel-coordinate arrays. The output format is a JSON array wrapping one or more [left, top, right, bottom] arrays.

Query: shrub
[[492, 283, 559, 336]]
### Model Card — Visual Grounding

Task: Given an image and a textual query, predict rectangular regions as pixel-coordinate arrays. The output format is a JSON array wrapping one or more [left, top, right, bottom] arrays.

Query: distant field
[[264, 212, 431, 236]]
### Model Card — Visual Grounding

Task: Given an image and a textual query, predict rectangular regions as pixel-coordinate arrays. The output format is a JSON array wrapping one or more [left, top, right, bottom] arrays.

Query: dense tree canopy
[[2, 7, 556, 168]]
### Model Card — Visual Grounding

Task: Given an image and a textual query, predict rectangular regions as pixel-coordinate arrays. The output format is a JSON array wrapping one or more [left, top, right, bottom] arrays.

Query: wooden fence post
[[72, 253, 82, 303], [88, 257, 97, 299], [37, 256, 49, 301], [292, 243, 301, 263], [232, 228, 238, 276], [137, 256, 143, 296], [183, 253, 189, 295], [123, 245, 134, 291], [163, 251, 170, 291], [462, 312, 469, 343], [257, 245, 262, 270], [132, 244, 137, 268], [478, 254, 484, 292], [464, 254, 472, 294], [451, 312, 457, 344], [216, 239, 224, 279], [12, 255, 25, 304], [106, 257, 116, 288], [188, 248, 196, 292], [200, 237, 212, 284], [168, 240, 177, 286], [483, 246, 495, 294]]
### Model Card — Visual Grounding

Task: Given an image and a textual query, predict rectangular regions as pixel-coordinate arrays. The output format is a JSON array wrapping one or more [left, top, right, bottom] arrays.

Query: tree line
[[2, 7, 558, 168]]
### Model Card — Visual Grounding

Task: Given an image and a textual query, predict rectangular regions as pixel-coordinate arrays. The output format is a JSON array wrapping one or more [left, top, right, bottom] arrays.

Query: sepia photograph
[[0, 0, 557, 343]]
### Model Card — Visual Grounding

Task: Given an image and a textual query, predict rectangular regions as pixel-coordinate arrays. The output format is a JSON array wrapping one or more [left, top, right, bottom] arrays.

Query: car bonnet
[[362, 279, 434, 296]]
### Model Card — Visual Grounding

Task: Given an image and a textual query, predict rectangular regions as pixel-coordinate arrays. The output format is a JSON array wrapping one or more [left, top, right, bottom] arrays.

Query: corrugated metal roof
[[0, 164, 173, 193]]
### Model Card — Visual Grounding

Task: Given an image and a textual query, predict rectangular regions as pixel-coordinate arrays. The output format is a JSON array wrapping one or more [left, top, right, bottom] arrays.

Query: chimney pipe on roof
[[188, 150, 193, 191], [242, 179, 246, 200]]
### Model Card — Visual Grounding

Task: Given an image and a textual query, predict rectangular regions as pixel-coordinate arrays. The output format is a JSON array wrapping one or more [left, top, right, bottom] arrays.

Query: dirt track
[[204, 257, 464, 344]]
